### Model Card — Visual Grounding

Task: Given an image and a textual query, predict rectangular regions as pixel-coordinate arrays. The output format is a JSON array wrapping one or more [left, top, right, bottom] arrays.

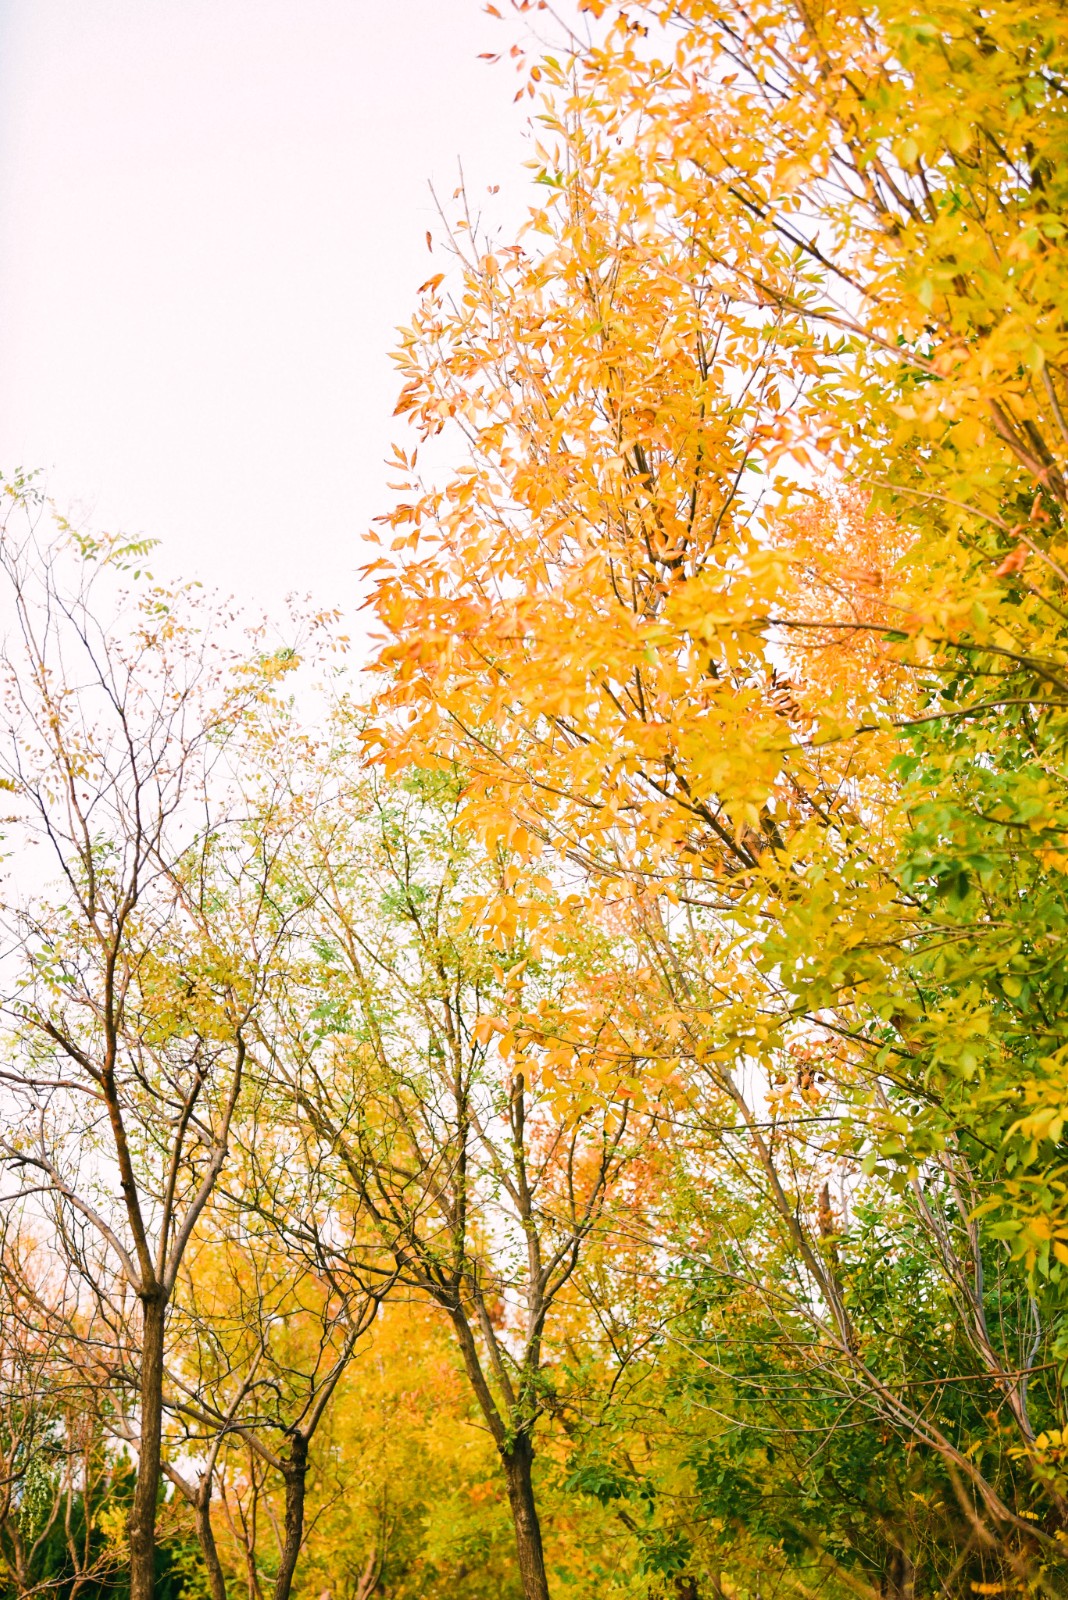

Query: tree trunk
[[195, 1483, 228, 1600], [272, 1434, 308, 1600], [353, 1544, 381, 1600], [500, 1434, 550, 1600], [884, 1547, 915, 1600], [129, 1292, 166, 1600]]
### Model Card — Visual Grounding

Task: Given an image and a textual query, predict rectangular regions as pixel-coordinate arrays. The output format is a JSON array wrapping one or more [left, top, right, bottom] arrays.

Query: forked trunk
[[129, 1293, 166, 1600], [500, 1433, 550, 1600], [272, 1434, 308, 1600]]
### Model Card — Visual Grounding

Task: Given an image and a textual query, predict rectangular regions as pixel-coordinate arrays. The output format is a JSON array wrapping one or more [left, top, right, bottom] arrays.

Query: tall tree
[[259, 747, 657, 1600], [0, 500, 298, 1600], [366, 0, 1068, 1579]]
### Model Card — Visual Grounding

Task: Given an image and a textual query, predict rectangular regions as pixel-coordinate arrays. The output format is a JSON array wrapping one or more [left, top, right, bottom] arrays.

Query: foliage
[[7, 0, 1068, 1595]]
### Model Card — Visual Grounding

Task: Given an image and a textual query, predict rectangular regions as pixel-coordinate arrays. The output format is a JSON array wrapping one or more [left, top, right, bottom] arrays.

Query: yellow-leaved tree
[[365, 0, 1068, 1588]]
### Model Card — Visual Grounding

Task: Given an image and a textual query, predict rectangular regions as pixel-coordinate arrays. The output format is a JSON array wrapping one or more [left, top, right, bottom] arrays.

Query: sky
[[0, 1, 551, 614]]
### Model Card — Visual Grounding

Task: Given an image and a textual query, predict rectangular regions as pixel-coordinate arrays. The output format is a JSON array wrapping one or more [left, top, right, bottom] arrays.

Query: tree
[[258, 745, 658, 1600], [0, 497, 301, 1600], [160, 1123, 388, 1600], [6, 0, 1068, 1587], [0, 1229, 129, 1599], [365, 0, 1068, 1580], [214, 1296, 528, 1600]]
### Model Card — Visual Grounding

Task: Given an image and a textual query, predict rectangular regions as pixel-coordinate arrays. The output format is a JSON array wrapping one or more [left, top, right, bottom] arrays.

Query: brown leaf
[[994, 542, 1029, 577]]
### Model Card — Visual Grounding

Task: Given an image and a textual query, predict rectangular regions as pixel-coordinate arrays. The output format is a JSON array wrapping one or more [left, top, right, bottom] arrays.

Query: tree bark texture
[[272, 1434, 308, 1600], [194, 1486, 228, 1600], [500, 1434, 551, 1600], [128, 1294, 166, 1600]]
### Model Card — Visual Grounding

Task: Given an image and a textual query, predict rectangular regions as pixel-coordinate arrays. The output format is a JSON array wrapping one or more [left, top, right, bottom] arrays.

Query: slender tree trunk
[[884, 1547, 914, 1600], [195, 1484, 228, 1600], [272, 1435, 308, 1600], [353, 1544, 381, 1600], [129, 1292, 166, 1600], [500, 1434, 550, 1600], [11, 1531, 28, 1593], [444, 1309, 551, 1600]]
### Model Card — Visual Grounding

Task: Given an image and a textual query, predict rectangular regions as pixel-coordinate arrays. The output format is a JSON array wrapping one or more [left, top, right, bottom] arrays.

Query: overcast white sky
[[0, 1, 551, 613]]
